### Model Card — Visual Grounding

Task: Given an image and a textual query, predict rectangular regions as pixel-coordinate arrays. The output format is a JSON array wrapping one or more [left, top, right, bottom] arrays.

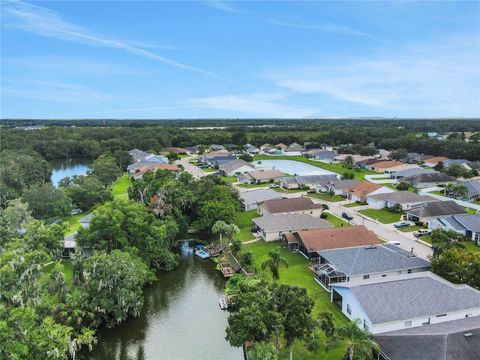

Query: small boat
[[219, 297, 228, 310], [195, 249, 210, 259]]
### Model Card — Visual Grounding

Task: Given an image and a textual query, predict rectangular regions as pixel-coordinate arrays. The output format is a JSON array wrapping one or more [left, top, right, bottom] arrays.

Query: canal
[[83, 243, 242, 360]]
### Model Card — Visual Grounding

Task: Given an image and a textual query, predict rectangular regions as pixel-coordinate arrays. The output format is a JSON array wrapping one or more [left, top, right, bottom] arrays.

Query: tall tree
[[22, 183, 71, 219], [430, 228, 465, 257], [261, 248, 289, 283], [89, 154, 121, 187], [326, 321, 379, 360], [344, 155, 355, 169], [431, 248, 480, 290], [63, 175, 113, 210]]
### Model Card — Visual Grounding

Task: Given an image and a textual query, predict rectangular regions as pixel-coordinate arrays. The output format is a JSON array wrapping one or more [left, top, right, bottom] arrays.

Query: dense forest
[[2, 119, 479, 162]]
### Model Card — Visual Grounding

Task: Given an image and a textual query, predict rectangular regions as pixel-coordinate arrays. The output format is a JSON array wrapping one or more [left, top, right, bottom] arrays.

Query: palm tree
[[326, 321, 379, 360], [261, 248, 288, 283]]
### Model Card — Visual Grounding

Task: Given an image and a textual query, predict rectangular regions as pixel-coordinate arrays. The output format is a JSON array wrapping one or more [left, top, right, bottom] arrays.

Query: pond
[[253, 159, 337, 176], [83, 243, 242, 360], [50, 158, 92, 187]]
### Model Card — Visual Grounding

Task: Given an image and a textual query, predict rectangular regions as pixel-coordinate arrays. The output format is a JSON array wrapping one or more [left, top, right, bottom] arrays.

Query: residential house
[[334, 154, 371, 163], [184, 146, 199, 154], [428, 214, 480, 243], [402, 172, 456, 189], [368, 160, 404, 173], [284, 142, 306, 155], [462, 179, 480, 201], [260, 143, 272, 151], [345, 181, 395, 202], [406, 200, 467, 223], [320, 143, 333, 151], [210, 144, 224, 151], [127, 154, 169, 174], [382, 164, 422, 176], [166, 147, 189, 154], [330, 272, 480, 334], [319, 179, 360, 195], [285, 225, 381, 259], [129, 148, 151, 163], [218, 159, 255, 176], [377, 149, 391, 159], [315, 243, 430, 290], [198, 154, 236, 167], [132, 163, 180, 180], [238, 169, 284, 184], [258, 197, 324, 217], [238, 188, 283, 211], [244, 143, 260, 154], [424, 156, 449, 167], [356, 158, 381, 170], [375, 316, 480, 360], [252, 213, 332, 242], [389, 168, 435, 181], [303, 149, 337, 163], [280, 174, 338, 190], [443, 159, 473, 170], [367, 192, 437, 210], [275, 143, 288, 151]]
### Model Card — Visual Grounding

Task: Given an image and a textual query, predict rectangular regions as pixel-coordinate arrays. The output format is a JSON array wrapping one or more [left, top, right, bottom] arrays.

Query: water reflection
[[82, 243, 241, 360], [50, 158, 92, 187]]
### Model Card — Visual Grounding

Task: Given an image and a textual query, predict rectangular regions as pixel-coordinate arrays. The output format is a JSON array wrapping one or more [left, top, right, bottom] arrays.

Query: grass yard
[[243, 241, 347, 360], [463, 241, 480, 253], [43, 260, 74, 285], [323, 212, 351, 228], [343, 202, 366, 208], [465, 207, 478, 215], [203, 167, 217, 173], [236, 182, 270, 189], [253, 155, 377, 181], [307, 193, 345, 202], [234, 210, 257, 242], [274, 187, 305, 193], [429, 190, 444, 196], [219, 175, 237, 184], [62, 211, 91, 235], [358, 208, 404, 224], [398, 225, 423, 233], [111, 173, 131, 199]]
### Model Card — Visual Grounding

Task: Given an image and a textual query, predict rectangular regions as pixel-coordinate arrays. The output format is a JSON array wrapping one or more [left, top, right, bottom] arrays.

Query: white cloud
[[2, 0, 215, 77], [268, 19, 374, 39], [268, 35, 480, 116], [186, 93, 316, 117]]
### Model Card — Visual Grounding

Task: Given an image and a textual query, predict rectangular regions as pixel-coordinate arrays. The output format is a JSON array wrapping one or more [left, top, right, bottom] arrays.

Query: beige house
[[258, 197, 324, 217], [238, 169, 284, 184]]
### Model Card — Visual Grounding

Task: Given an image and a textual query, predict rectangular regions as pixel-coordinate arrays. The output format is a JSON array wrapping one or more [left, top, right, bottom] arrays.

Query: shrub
[[415, 221, 424, 227], [320, 213, 328, 219], [322, 204, 329, 210]]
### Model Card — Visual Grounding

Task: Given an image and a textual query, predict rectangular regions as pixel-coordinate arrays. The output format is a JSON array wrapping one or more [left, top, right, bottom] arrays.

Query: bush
[[396, 182, 409, 191], [415, 221, 424, 227], [322, 204, 329, 210], [320, 213, 328, 219], [239, 251, 253, 267]]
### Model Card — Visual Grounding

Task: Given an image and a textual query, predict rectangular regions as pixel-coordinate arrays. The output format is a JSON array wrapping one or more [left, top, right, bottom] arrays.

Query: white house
[[428, 214, 480, 243], [367, 191, 437, 210], [218, 159, 255, 176], [238, 188, 283, 211], [330, 272, 480, 334], [346, 181, 396, 202]]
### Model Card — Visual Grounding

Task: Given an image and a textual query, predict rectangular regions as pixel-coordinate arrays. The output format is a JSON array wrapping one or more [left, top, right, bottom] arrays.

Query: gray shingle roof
[[253, 213, 332, 232], [334, 273, 480, 324], [375, 316, 480, 360], [218, 159, 254, 173], [463, 179, 480, 197], [318, 243, 430, 276], [239, 188, 283, 207], [393, 168, 436, 178], [403, 172, 455, 184], [454, 214, 480, 233], [368, 191, 436, 204], [282, 175, 339, 186], [408, 200, 467, 218]]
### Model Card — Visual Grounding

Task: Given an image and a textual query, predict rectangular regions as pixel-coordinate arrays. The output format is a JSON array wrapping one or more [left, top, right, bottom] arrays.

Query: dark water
[[83, 243, 242, 360], [50, 158, 92, 187]]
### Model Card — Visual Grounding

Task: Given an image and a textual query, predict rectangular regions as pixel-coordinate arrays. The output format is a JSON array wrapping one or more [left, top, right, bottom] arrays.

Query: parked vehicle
[[394, 221, 410, 229], [71, 208, 83, 215], [269, 184, 279, 188], [414, 229, 431, 238], [342, 212, 353, 221], [388, 240, 401, 246]]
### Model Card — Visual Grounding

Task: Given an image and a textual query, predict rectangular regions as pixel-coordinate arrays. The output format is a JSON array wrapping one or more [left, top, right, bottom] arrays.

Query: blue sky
[[1, 0, 479, 118]]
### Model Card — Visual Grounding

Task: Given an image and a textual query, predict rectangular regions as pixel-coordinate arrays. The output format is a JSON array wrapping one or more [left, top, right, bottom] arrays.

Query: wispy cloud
[[187, 93, 316, 117], [204, 0, 243, 13], [267, 35, 480, 116], [268, 19, 374, 39], [2, 0, 214, 77]]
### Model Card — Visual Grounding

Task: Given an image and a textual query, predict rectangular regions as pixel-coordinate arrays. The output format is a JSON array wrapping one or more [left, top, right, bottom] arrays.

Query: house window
[[382, 274, 387, 277], [346, 304, 352, 315], [363, 319, 369, 331], [408, 269, 412, 274], [404, 320, 412, 327], [363, 275, 370, 279]]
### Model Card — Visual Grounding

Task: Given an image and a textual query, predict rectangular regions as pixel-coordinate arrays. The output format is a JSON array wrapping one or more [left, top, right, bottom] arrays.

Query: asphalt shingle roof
[[318, 243, 430, 276], [239, 188, 283, 207], [368, 191, 436, 204], [408, 200, 466, 218], [336, 273, 480, 324], [261, 197, 323, 213], [253, 213, 331, 232]]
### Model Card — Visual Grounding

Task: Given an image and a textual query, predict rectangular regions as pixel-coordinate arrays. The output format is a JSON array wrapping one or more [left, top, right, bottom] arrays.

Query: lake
[[84, 243, 242, 360], [50, 158, 92, 187], [253, 159, 337, 176]]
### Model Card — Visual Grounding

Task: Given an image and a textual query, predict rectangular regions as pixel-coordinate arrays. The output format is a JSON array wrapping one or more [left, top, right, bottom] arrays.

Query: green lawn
[[243, 241, 347, 360], [323, 212, 351, 228], [358, 208, 404, 224], [274, 187, 305, 193], [307, 193, 345, 202], [43, 260, 74, 286], [398, 225, 423, 233], [465, 207, 478, 215], [343, 202, 366, 208], [219, 175, 237, 184], [62, 211, 91, 235], [236, 182, 270, 189], [420, 236, 480, 253], [203, 167, 217, 173], [111, 173, 131, 199], [429, 190, 444, 196], [234, 210, 257, 242], [253, 155, 377, 181]]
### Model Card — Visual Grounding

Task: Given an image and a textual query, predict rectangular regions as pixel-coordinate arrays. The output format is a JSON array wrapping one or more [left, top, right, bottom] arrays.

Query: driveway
[[176, 157, 207, 179], [309, 198, 433, 260]]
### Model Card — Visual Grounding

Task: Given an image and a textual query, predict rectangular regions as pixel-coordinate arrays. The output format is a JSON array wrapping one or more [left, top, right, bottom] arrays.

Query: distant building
[[238, 188, 283, 211], [406, 201, 467, 223], [218, 159, 255, 176], [345, 181, 395, 202], [367, 191, 437, 210], [258, 197, 324, 217], [238, 169, 284, 184], [402, 172, 456, 189], [429, 214, 480, 243], [280, 174, 338, 190]]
